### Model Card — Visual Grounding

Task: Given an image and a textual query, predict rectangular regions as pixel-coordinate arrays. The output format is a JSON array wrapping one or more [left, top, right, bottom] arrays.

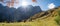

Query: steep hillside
[[28, 7, 58, 21]]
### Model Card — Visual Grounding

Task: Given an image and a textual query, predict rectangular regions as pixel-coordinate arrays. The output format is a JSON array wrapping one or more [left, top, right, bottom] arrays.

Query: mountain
[[14, 5, 42, 22], [0, 7, 60, 26], [0, 4, 42, 22], [0, 3, 60, 26], [0, 4, 16, 22]]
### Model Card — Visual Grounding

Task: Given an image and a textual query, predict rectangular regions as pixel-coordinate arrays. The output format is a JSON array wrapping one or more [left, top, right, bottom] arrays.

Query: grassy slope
[[0, 18, 58, 26], [0, 7, 60, 26], [0, 16, 58, 26]]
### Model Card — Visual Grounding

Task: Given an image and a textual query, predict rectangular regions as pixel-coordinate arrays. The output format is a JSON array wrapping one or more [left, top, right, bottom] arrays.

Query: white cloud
[[48, 3, 55, 9]]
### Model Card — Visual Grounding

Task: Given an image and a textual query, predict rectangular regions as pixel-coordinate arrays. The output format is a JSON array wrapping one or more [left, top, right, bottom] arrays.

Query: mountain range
[[0, 4, 42, 22]]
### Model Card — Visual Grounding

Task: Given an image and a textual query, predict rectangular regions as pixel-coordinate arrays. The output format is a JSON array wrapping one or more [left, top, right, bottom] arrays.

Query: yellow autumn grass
[[0, 16, 58, 26]]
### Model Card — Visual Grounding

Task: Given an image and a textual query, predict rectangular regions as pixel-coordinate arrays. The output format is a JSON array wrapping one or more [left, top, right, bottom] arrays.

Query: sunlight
[[21, 1, 29, 7]]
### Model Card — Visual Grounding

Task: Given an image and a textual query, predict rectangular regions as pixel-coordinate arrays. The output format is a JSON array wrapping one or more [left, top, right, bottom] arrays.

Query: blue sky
[[0, 0, 60, 11], [35, 0, 60, 11]]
